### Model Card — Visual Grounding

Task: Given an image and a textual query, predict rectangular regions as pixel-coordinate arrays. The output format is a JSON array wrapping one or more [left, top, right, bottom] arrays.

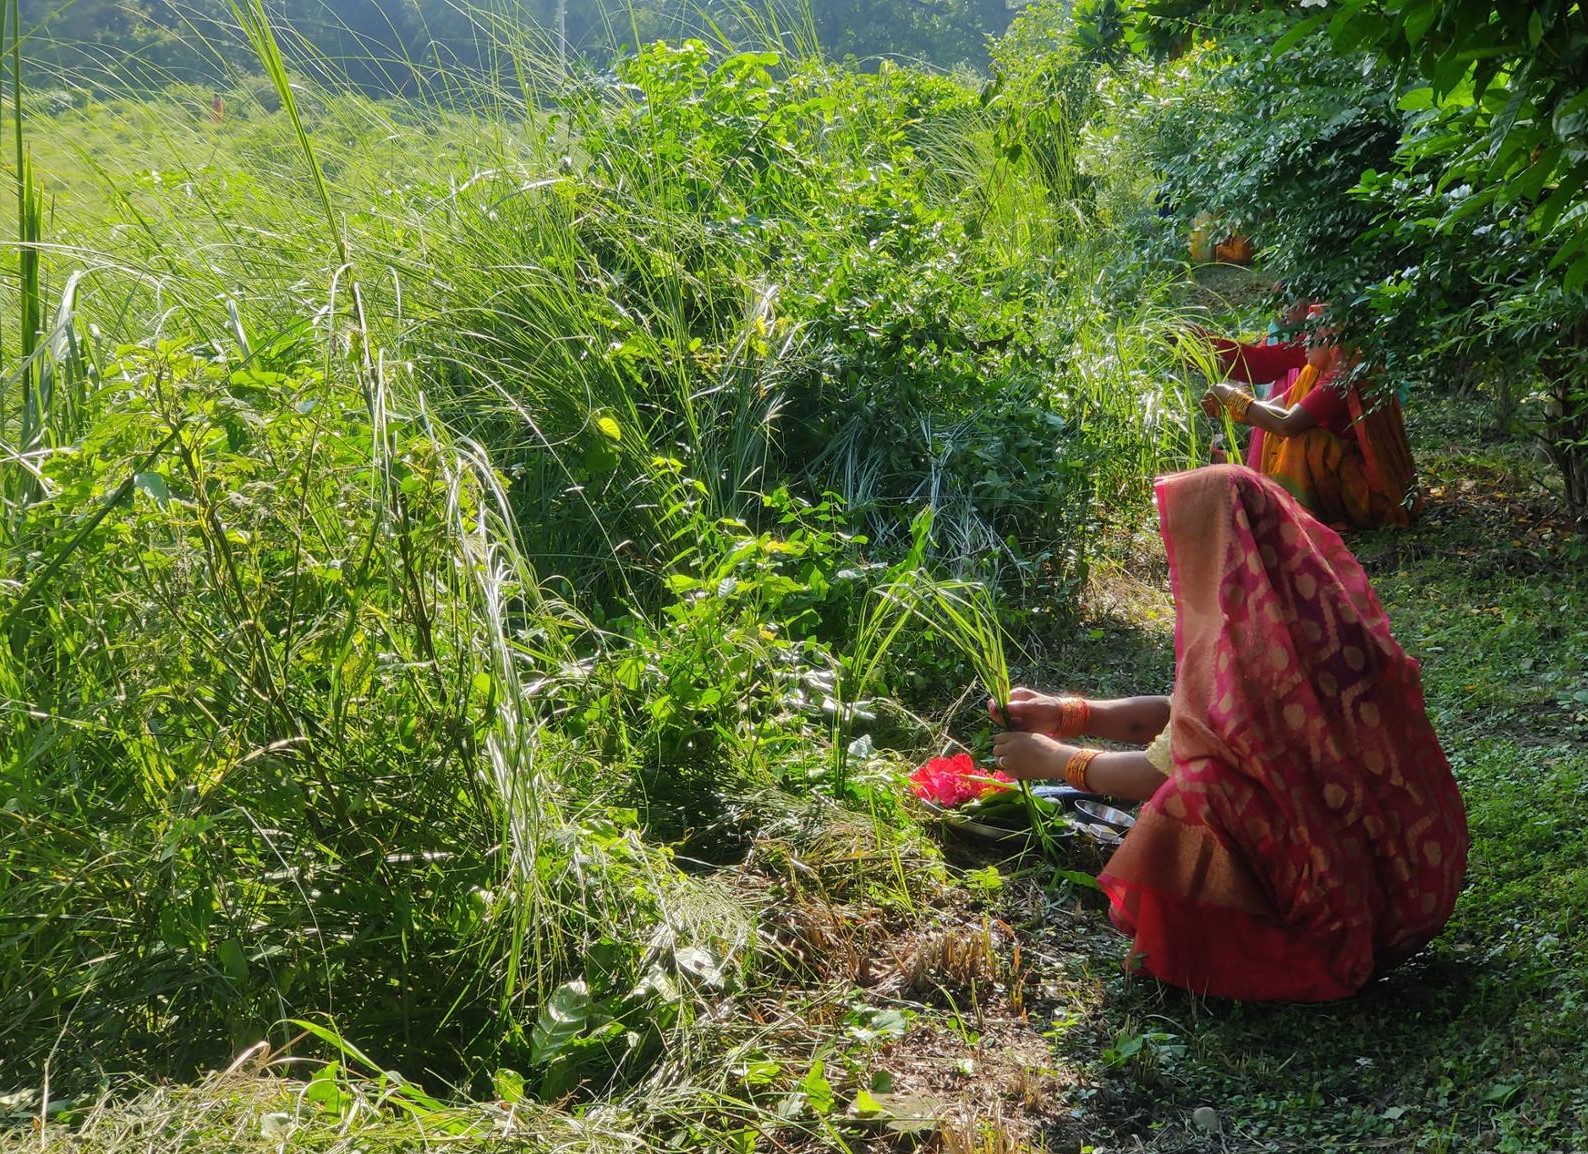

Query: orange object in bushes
[[1215, 234, 1254, 264]]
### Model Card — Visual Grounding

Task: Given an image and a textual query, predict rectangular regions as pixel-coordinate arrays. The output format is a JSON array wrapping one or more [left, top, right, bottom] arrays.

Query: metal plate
[[1070, 798, 1136, 835], [927, 801, 1028, 843], [927, 791, 1137, 847]]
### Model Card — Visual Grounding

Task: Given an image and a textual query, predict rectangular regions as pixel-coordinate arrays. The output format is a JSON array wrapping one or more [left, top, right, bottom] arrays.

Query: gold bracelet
[[1056, 696, 1091, 738], [1223, 389, 1254, 424], [1064, 748, 1101, 792]]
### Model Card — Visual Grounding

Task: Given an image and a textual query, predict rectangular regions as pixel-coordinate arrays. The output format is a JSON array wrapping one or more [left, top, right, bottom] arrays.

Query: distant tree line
[[17, 0, 1021, 95]]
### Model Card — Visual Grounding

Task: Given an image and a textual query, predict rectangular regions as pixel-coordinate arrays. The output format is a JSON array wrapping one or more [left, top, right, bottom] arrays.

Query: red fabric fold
[[1210, 335, 1307, 386], [1100, 877, 1355, 1002]]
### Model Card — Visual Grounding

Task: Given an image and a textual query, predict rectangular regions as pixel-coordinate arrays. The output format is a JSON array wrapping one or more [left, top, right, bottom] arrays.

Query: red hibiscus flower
[[909, 751, 1012, 807]]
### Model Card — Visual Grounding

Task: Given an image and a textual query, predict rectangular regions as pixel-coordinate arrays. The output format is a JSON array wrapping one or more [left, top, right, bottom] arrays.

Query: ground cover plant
[[4, 2, 1588, 1152]]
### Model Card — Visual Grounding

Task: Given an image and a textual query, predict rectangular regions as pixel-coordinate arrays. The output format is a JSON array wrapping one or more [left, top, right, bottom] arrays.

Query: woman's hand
[[1209, 382, 1254, 422], [988, 687, 1069, 733], [1202, 383, 1249, 417], [991, 730, 1073, 781]]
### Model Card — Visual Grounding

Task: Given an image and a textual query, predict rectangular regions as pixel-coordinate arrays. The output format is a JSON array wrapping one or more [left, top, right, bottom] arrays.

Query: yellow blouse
[[1144, 717, 1173, 774]]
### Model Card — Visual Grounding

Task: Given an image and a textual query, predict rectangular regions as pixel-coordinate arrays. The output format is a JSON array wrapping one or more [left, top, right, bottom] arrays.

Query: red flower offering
[[909, 751, 1012, 807]]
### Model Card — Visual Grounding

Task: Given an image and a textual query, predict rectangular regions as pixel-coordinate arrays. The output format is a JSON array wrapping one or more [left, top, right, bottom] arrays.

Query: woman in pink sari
[[991, 466, 1467, 1001]]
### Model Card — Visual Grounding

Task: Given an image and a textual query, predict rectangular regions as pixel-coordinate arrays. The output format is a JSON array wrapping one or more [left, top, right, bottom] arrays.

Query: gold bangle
[[1064, 748, 1101, 792], [1056, 696, 1091, 738], [1223, 389, 1254, 424]]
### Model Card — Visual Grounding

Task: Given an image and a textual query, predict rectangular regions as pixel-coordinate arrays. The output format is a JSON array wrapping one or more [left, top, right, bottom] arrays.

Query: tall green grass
[[0, 0, 1197, 1118]]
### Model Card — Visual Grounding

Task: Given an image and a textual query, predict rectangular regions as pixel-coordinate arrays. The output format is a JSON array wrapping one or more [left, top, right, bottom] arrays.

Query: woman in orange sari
[[991, 466, 1467, 1001], [1200, 317, 1421, 530]]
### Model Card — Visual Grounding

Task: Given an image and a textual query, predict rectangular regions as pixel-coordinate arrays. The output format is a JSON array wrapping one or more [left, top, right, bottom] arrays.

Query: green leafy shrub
[[0, 11, 1203, 1100], [410, 40, 1159, 625]]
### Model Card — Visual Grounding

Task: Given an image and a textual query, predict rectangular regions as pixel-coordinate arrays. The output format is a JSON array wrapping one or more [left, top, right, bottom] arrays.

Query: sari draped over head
[[1098, 467, 1467, 1002]]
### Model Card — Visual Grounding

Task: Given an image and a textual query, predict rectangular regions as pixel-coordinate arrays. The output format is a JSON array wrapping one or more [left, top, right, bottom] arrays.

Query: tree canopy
[[1076, 0, 1588, 523]]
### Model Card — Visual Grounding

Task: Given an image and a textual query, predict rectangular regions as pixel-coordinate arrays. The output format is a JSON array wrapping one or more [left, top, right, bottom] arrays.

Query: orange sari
[[1098, 467, 1467, 1001], [1255, 367, 1421, 529]]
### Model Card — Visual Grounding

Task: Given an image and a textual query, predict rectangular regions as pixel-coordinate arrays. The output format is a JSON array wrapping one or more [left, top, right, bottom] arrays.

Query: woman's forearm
[[1209, 336, 1307, 384], [1245, 400, 1316, 437], [1083, 696, 1171, 743], [990, 731, 1169, 802], [1084, 750, 1168, 802]]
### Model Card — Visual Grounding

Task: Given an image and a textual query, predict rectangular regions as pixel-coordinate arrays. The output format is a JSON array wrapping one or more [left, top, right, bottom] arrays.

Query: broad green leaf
[[1431, 52, 1471, 100], [530, 980, 594, 1066], [1487, 87, 1531, 162], [720, 50, 779, 71], [492, 1069, 526, 1104], [217, 938, 248, 982], [1397, 86, 1435, 112], [1563, 253, 1588, 295], [1483, 1082, 1522, 1107], [303, 1062, 351, 1116], [1533, 159, 1588, 232], [596, 415, 623, 442], [1328, 6, 1375, 54], [850, 1089, 884, 1118], [1057, 867, 1102, 891], [615, 654, 645, 690], [1403, 2, 1437, 49], [1270, 12, 1326, 57], [583, 438, 620, 475], [1546, 225, 1588, 269], [869, 1008, 909, 1038], [1554, 89, 1588, 138], [134, 471, 170, 502], [738, 1059, 781, 1086], [1511, 146, 1561, 202], [801, 1060, 834, 1116]]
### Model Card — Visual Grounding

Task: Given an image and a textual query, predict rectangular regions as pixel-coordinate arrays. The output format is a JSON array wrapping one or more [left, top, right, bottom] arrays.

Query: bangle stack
[[1064, 747, 1101, 792], [1222, 389, 1255, 424], [1055, 696, 1091, 738]]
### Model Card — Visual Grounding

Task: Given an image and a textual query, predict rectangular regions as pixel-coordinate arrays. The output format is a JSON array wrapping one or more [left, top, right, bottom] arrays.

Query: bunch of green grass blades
[[850, 559, 1073, 863]]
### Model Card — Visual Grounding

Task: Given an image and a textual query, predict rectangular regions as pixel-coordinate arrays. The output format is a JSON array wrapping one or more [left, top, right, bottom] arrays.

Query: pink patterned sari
[[1098, 466, 1466, 1001]]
